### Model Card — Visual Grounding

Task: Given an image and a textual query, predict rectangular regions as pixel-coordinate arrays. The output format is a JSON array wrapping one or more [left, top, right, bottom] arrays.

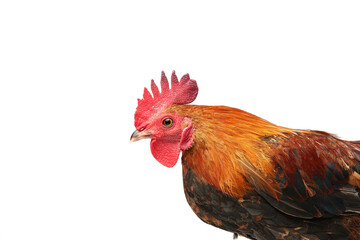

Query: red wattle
[[150, 138, 181, 168]]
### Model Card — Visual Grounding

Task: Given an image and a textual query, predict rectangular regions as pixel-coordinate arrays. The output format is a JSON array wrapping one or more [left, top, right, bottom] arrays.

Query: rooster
[[130, 71, 360, 240]]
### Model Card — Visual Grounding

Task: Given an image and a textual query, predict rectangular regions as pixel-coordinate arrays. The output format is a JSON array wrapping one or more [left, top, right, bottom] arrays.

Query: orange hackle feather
[[167, 104, 296, 199]]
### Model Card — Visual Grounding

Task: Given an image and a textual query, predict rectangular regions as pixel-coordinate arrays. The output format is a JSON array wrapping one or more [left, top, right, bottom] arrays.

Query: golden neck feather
[[167, 104, 289, 197]]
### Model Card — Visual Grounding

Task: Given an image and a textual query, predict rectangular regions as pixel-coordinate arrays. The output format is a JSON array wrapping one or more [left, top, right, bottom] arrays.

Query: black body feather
[[183, 166, 360, 240]]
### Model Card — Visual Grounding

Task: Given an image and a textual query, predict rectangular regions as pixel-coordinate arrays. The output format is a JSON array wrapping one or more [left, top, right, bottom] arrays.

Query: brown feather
[[166, 104, 360, 239]]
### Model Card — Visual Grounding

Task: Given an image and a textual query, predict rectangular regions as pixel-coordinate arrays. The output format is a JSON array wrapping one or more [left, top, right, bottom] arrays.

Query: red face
[[130, 110, 194, 167], [131, 71, 198, 167]]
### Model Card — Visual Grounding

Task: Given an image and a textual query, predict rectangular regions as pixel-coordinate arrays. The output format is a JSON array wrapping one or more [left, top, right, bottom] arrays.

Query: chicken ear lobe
[[150, 138, 181, 168]]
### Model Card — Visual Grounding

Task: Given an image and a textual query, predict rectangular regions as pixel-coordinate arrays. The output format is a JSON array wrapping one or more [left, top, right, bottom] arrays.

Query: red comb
[[134, 71, 198, 128]]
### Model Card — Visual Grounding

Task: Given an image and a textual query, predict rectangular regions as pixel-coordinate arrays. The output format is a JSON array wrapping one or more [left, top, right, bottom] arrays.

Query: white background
[[1, 1, 359, 240]]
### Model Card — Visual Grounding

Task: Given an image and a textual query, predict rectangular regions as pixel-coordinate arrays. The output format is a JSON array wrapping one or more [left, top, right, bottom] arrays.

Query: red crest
[[134, 71, 198, 128]]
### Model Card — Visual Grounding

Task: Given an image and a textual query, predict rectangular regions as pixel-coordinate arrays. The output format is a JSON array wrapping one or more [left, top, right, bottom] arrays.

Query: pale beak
[[130, 130, 153, 143]]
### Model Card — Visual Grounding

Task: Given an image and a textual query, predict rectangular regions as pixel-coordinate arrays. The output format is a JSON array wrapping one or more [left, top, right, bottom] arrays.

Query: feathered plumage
[[131, 72, 360, 239]]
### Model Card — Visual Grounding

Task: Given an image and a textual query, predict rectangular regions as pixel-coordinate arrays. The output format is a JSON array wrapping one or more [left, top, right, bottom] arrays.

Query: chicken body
[[171, 105, 360, 240]]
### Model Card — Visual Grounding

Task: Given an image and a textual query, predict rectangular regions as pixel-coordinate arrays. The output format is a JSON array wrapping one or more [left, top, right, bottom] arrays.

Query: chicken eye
[[162, 118, 174, 127]]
